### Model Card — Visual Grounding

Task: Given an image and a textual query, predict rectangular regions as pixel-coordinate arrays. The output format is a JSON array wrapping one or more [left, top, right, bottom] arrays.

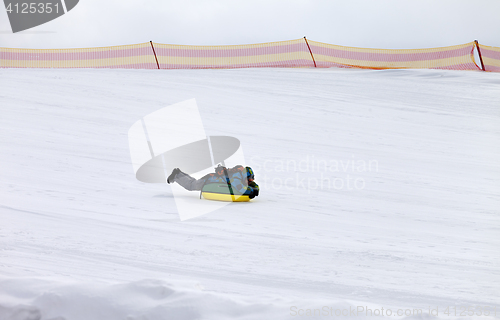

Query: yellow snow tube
[[201, 183, 251, 202], [202, 192, 250, 202]]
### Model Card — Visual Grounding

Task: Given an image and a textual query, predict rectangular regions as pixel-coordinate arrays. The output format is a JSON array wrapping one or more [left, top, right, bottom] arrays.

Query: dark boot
[[167, 168, 181, 184]]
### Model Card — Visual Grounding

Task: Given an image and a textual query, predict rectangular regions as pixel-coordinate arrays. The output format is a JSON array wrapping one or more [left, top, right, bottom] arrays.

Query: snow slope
[[0, 67, 499, 319]]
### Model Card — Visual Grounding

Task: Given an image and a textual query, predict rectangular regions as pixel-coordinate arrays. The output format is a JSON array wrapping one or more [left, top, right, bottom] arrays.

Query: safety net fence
[[307, 40, 479, 71], [0, 42, 158, 69], [478, 44, 500, 72], [151, 39, 313, 69], [1, 38, 497, 72]]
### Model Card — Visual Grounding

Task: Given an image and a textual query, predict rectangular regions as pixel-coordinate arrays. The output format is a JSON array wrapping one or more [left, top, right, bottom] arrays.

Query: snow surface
[[0, 67, 499, 319]]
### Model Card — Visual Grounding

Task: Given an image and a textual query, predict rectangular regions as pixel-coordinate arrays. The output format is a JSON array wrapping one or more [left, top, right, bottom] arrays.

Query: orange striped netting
[[0, 39, 487, 71], [0, 42, 157, 69], [307, 40, 479, 70], [151, 39, 313, 69], [478, 44, 500, 72]]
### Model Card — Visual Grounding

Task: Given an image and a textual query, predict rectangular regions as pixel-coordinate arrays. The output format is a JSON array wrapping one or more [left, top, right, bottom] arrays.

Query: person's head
[[246, 167, 255, 182], [215, 164, 226, 176]]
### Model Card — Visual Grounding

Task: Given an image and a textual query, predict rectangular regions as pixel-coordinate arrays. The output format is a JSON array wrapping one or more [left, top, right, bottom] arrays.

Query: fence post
[[150, 41, 160, 70], [474, 40, 486, 71], [304, 36, 316, 68]]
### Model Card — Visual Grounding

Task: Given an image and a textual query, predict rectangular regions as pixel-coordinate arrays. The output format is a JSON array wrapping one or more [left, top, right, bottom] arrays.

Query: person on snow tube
[[167, 164, 259, 199]]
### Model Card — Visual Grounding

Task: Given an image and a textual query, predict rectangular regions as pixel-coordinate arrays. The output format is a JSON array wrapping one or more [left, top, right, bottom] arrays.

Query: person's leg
[[174, 171, 206, 191]]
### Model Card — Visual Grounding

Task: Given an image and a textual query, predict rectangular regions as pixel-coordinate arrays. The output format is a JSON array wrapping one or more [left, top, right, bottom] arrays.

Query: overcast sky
[[1, 0, 499, 49]]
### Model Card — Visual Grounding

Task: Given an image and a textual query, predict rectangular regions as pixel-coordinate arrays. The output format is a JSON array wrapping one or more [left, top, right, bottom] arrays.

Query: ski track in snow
[[0, 68, 499, 319]]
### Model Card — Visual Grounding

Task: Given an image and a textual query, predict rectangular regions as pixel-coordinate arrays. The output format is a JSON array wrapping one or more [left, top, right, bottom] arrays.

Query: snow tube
[[201, 183, 250, 202]]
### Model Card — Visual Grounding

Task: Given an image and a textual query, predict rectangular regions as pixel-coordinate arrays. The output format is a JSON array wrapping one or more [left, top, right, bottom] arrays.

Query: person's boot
[[167, 168, 181, 184]]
